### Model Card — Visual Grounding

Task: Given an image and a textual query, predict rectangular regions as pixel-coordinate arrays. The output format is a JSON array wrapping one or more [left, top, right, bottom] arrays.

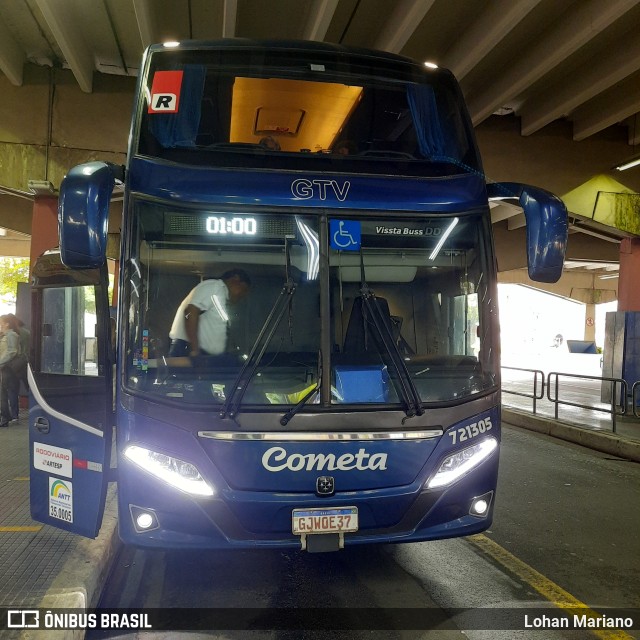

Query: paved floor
[[0, 410, 118, 640], [0, 410, 78, 608]]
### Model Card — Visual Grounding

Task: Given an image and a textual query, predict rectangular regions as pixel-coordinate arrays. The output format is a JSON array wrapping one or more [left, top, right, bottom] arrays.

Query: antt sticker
[[148, 70, 184, 113]]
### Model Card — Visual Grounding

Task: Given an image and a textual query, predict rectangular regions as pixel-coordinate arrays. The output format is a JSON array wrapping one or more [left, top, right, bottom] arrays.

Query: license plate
[[292, 507, 358, 535]]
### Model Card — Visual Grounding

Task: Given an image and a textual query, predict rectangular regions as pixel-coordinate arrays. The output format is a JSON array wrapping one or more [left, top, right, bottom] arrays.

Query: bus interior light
[[428, 217, 459, 260], [426, 437, 498, 489], [124, 445, 215, 497]]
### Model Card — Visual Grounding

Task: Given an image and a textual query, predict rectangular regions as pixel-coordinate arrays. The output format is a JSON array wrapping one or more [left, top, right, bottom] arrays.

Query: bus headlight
[[426, 437, 498, 489], [124, 445, 215, 497]]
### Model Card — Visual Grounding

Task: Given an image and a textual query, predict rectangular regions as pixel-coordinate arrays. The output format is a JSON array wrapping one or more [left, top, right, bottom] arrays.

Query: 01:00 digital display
[[206, 216, 257, 235]]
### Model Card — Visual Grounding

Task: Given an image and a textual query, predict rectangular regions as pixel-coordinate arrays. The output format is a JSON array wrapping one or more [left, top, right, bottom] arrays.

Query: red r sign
[[148, 70, 183, 113]]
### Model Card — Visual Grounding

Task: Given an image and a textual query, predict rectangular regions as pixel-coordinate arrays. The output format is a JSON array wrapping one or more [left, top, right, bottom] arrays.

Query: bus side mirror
[[487, 182, 568, 283], [58, 162, 124, 269]]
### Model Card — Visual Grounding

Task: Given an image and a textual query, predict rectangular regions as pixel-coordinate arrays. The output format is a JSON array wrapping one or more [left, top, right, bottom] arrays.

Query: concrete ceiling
[[1, 0, 639, 145], [1, 0, 639, 292]]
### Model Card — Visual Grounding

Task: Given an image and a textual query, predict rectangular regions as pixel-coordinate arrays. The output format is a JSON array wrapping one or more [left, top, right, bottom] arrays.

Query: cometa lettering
[[262, 447, 388, 472]]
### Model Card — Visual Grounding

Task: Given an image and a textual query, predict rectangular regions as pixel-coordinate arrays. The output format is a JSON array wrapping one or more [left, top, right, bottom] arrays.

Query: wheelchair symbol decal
[[330, 220, 361, 251]]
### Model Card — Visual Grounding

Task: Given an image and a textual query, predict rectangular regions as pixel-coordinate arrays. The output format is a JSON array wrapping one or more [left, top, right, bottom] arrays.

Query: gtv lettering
[[291, 179, 350, 202], [262, 446, 387, 471]]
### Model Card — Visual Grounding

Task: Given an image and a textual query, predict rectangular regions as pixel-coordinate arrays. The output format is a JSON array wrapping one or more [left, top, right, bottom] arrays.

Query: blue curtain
[[149, 65, 206, 148], [406, 84, 452, 161]]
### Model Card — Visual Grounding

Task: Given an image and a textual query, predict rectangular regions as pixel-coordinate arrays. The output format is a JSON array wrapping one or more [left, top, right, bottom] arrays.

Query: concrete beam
[[521, 34, 640, 136], [498, 268, 618, 303], [132, 0, 155, 49], [223, 0, 238, 38], [444, 0, 541, 81], [467, 0, 639, 126], [0, 17, 25, 86], [507, 213, 526, 231], [572, 74, 640, 142], [0, 237, 31, 258], [303, 0, 339, 41], [34, 0, 94, 93], [489, 201, 522, 224], [374, 0, 435, 54], [0, 191, 33, 235], [493, 215, 621, 274]]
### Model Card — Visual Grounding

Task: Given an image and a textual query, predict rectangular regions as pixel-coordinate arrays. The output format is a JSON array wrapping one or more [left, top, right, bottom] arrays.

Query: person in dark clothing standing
[[0, 315, 19, 427], [7, 313, 29, 420]]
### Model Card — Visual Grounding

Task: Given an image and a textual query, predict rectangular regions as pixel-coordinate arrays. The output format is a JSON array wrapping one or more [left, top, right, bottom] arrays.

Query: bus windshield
[[137, 45, 480, 176], [124, 200, 497, 409]]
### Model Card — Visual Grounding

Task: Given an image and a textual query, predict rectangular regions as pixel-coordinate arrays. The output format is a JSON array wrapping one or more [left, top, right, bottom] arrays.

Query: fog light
[[469, 491, 493, 518], [130, 505, 160, 533], [472, 499, 488, 515], [137, 513, 154, 529]]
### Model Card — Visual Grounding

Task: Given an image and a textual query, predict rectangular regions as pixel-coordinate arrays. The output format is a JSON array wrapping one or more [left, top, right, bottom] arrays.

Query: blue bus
[[29, 40, 567, 552]]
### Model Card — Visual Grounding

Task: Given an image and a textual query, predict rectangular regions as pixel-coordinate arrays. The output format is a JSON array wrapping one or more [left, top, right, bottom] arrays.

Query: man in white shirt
[[169, 269, 251, 357]]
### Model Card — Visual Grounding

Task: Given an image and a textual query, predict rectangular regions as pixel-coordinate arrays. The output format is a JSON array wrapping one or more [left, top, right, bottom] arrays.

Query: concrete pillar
[[584, 303, 596, 342], [29, 195, 59, 269], [618, 238, 640, 312]]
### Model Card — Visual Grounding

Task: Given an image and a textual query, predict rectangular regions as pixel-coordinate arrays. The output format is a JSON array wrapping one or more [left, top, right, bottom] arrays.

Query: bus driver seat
[[343, 295, 395, 354], [343, 296, 414, 355]]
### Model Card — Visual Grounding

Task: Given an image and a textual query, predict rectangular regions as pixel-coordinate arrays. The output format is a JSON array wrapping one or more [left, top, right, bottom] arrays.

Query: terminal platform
[[0, 408, 119, 639]]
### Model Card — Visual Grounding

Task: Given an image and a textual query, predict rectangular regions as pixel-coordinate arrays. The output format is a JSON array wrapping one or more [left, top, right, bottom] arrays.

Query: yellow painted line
[[469, 534, 634, 640], [14, 476, 30, 481], [0, 526, 42, 532]]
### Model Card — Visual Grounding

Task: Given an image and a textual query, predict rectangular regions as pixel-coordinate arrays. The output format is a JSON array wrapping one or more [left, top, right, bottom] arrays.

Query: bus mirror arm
[[58, 162, 125, 269], [487, 182, 568, 284]]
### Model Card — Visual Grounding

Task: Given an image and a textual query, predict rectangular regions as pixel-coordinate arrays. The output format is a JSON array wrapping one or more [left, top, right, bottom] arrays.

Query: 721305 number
[[447, 417, 492, 445]]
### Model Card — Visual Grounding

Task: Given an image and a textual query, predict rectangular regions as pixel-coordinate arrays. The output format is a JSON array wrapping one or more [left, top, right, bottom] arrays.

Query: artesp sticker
[[34, 442, 72, 478]]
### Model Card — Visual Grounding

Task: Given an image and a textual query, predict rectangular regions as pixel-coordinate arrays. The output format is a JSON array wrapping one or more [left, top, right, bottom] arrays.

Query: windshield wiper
[[220, 237, 297, 420], [279, 350, 322, 426], [280, 381, 320, 426], [358, 256, 423, 420], [219, 278, 296, 419]]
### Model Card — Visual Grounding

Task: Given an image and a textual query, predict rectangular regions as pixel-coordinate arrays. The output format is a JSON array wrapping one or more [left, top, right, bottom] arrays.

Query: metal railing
[[501, 366, 628, 433], [547, 372, 626, 433], [501, 366, 545, 414], [633, 381, 640, 419]]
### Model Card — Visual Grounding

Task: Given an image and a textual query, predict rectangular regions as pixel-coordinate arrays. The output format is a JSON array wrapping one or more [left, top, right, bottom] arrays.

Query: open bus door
[[29, 250, 114, 538]]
